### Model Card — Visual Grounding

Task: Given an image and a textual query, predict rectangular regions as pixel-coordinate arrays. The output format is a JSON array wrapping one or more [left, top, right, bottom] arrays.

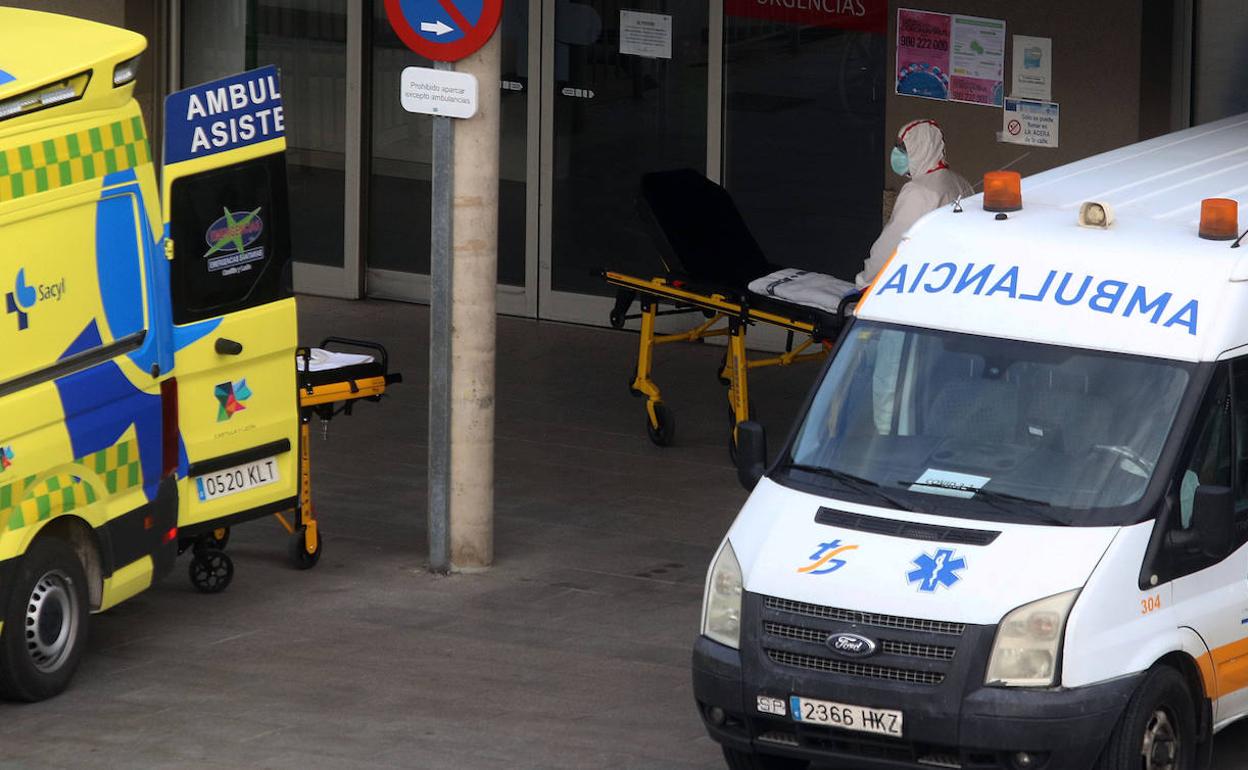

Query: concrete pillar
[[447, 33, 500, 569]]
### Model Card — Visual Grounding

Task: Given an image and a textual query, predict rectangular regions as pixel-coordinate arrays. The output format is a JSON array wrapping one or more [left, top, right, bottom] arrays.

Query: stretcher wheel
[[646, 403, 675, 447], [189, 548, 234, 594], [288, 527, 322, 570]]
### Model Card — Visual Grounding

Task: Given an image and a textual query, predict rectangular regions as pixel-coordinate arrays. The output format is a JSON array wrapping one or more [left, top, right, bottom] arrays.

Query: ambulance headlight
[[985, 589, 1078, 687], [701, 540, 743, 649], [113, 54, 143, 87]]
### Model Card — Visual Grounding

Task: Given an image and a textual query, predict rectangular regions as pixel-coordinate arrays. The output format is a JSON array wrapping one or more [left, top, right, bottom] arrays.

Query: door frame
[[170, 0, 363, 300], [363, 0, 541, 317], [536, 0, 724, 326]]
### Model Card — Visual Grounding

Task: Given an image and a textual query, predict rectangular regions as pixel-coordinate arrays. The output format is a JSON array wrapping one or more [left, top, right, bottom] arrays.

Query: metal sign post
[[389, 0, 501, 573], [427, 61, 454, 573]]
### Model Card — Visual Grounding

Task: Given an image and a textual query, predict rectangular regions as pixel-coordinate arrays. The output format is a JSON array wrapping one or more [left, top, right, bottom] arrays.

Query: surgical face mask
[[890, 146, 910, 177]]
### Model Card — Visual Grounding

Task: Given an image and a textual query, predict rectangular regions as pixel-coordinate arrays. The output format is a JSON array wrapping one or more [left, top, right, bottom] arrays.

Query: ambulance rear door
[[160, 66, 299, 532]]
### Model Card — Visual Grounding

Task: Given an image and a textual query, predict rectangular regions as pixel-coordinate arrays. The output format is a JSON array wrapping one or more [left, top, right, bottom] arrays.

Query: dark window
[[169, 152, 292, 324], [1176, 368, 1231, 531]]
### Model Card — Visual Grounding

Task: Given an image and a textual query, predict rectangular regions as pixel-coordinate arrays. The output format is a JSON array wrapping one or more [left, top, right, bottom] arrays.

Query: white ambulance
[[696, 114, 1248, 770]]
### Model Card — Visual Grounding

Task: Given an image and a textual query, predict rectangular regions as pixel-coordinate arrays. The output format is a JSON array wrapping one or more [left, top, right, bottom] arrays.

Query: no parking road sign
[[385, 0, 503, 62]]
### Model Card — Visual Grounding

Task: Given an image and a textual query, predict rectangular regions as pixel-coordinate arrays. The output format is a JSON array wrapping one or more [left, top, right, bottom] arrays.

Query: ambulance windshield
[[786, 322, 1193, 525]]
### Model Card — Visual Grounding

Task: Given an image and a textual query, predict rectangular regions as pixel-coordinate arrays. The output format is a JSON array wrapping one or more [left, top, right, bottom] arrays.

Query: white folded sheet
[[300, 348, 375, 372], [747, 268, 856, 314]]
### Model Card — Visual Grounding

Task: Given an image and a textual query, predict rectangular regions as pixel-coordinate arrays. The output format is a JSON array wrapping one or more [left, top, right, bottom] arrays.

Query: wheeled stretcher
[[182, 337, 402, 592], [604, 169, 860, 455]]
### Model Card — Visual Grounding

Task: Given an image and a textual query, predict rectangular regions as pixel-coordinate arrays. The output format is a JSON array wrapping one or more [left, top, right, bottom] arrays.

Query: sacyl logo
[[5, 268, 63, 331], [827, 633, 877, 658]]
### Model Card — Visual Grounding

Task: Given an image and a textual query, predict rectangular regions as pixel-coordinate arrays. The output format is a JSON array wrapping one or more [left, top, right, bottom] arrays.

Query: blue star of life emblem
[[907, 548, 966, 592]]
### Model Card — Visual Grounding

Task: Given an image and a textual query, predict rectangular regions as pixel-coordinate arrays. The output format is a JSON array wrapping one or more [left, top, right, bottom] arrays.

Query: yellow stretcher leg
[[727, 320, 751, 453], [298, 420, 318, 553]]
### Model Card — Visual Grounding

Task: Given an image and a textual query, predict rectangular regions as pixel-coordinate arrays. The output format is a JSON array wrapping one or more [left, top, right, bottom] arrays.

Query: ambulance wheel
[[646, 403, 675, 446], [0, 538, 89, 702], [721, 748, 808, 770], [1095, 666, 1195, 770], [188, 548, 234, 594], [288, 527, 322, 570]]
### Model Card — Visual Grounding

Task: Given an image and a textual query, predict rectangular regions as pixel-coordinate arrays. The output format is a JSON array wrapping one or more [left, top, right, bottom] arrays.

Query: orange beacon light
[[1199, 198, 1239, 241], [983, 171, 1023, 213]]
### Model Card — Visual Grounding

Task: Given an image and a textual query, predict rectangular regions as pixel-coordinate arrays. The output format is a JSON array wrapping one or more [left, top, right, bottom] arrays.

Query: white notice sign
[[1011, 35, 1052, 101], [1002, 98, 1059, 148], [620, 10, 672, 60], [400, 66, 478, 119]]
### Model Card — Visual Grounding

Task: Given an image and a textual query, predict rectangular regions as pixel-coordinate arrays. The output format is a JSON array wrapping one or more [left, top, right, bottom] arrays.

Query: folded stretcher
[[604, 169, 860, 455], [182, 337, 402, 593]]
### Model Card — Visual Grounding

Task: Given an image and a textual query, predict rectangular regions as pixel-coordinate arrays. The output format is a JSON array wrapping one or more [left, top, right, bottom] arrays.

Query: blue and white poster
[[164, 65, 284, 165]]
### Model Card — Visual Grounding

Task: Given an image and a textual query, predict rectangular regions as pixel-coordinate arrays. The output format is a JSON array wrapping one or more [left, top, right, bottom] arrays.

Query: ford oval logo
[[827, 632, 877, 658]]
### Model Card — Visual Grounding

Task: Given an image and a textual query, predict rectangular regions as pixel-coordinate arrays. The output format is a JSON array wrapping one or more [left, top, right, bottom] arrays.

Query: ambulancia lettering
[[874, 261, 1199, 336]]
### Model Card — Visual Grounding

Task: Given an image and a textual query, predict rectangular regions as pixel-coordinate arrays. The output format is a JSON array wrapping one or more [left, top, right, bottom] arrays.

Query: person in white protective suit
[[855, 119, 973, 288], [860, 120, 972, 432]]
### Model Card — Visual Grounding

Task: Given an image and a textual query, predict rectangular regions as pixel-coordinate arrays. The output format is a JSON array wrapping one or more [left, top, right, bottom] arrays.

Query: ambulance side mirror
[[736, 421, 767, 492], [1191, 485, 1235, 560]]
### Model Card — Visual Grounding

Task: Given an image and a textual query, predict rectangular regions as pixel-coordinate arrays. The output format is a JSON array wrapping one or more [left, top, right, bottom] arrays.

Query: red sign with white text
[[725, 0, 886, 33]]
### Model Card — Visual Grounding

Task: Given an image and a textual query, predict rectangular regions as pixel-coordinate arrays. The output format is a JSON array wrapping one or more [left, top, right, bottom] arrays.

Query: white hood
[[729, 478, 1121, 625]]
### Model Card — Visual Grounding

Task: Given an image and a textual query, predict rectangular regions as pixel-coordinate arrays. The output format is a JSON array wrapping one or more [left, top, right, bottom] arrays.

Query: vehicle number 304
[[1140, 594, 1162, 615]]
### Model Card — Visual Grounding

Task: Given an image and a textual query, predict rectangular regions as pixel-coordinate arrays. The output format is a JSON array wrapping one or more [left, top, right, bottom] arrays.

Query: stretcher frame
[[285, 337, 402, 563], [180, 337, 401, 592], [604, 270, 858, 453]]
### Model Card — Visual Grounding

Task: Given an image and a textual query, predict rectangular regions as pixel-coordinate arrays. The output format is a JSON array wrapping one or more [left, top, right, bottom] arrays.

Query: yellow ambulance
[[0, 9, 299, 700]]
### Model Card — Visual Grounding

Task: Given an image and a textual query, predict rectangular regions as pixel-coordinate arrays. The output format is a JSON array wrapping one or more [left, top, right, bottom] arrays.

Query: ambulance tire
[[288, 528, 322, 570], [1095, 666, 1196, 770], [188, 548, 234, 594], [0, 537, 90, 702], [721, 748, 808, 770]]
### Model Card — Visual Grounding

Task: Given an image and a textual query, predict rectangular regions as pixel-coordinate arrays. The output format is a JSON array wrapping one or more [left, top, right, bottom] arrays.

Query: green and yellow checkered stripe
[[0, 439, 142, 532], [0, 116, 150, 203]]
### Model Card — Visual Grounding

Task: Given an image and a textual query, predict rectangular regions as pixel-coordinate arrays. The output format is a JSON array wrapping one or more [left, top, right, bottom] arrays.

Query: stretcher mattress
[[297, 347, 383, 387]]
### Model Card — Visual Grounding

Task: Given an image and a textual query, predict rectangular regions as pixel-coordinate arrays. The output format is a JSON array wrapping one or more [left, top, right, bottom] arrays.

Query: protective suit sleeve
[[856, 182, 934, 288]]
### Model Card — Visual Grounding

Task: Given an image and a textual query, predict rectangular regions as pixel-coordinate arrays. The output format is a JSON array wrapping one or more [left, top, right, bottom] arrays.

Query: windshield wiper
[[782, 463, 913, 511], [902, 481, 1070, 526]]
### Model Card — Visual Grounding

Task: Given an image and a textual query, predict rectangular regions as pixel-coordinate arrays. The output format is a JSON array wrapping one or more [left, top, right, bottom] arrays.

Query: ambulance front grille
[[764, 621, 956, 662], [764, 596, 965, 636], [766, 649, 946, 686]]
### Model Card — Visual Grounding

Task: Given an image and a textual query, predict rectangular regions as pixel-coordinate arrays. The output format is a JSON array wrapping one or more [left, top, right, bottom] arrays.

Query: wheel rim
[[1141, 707, 1180, 770], [24, 569, 79, 674]]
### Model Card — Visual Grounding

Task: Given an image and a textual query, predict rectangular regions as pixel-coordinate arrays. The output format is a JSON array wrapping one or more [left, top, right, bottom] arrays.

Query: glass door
[[179, 0, 361, 299], [365, 0, 535, 316], [539, 0, 711, 324]]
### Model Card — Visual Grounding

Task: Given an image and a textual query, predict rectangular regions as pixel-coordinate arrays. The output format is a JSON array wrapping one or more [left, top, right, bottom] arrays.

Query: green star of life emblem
[[204, 206, 262, 258]]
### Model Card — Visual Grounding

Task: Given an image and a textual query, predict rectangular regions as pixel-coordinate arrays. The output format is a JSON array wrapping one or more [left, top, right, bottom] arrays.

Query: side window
[[168, 152, 292, 324], [1178, 368, 1231, 530]]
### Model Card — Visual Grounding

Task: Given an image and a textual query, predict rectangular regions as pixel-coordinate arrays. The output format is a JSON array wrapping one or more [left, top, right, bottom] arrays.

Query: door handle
[[214, 337, 244, 356]]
